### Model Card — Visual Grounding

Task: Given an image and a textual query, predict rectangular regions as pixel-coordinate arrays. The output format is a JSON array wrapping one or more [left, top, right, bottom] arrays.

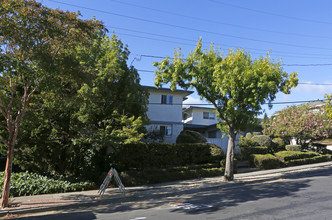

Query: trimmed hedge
[[240, 146, 269, 160], [275, 151, 319, 162], [120, 165, 224, 186], [110, 143, 224, 171], [284, 155, 331, 166], [250, 154, 280, 170], [176, 130, 207, 144], [272, 137, 286, 152], [285, 145, 302, 151], [0, 171, 94, 198], [251, 135, 272, 148]]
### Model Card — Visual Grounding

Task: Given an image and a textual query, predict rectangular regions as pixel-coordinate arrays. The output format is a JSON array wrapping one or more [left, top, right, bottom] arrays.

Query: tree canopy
[[0, 0, 103, 207], [153, 39, 298, 180]]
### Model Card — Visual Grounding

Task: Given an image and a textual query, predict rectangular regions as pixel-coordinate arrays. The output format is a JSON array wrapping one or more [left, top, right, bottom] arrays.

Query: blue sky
[[41, 0, 332, 117]]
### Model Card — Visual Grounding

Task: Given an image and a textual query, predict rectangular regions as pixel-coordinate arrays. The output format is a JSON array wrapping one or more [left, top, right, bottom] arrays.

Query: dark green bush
[[250, 154, 280, 170], [275, 151, 320, 162], [110, 142, 224, 171], [272, 137, 286, 151], [251, 135, 272, 148], [120, 166, 224, 186], [284, 155, 331, 166], [238, 136, 258, 148], [240, 146, 269, 160], [0, 171, 94, 198], [176, 130, 207, 144], [285, 145, 302, 151]]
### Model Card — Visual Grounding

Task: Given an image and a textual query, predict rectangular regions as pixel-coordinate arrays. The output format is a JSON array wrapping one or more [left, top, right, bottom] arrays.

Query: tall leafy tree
[[153, 39, 298, 181], [0, 0, 102, 207], [11, 32, 148, 181], [326, 94, 332, 120]]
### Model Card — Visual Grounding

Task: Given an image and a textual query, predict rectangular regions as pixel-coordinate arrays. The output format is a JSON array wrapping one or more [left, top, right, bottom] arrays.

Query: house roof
[[184, 106, 215, 111], [142, 85, 194, 96]]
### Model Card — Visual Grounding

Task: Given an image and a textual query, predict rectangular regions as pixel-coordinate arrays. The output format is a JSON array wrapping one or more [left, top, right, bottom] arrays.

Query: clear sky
[[40, 0, 332, 117]]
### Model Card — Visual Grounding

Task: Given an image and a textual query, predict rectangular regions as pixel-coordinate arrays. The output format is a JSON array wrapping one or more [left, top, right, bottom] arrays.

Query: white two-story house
[[143, 86, 193, 143], [183, 106, 241, 153]]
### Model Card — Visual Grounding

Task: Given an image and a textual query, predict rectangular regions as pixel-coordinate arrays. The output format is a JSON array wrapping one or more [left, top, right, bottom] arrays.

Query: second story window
[[161, 95, 173, 104], [203, 112, 215, 119]]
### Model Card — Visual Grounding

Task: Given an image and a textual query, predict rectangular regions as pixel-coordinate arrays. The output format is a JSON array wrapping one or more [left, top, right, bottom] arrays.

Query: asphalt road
[[15, 167, 332, 220]]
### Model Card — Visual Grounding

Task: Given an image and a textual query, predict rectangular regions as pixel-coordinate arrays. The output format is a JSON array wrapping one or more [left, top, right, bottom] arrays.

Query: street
[[14, 167, 332, 220]]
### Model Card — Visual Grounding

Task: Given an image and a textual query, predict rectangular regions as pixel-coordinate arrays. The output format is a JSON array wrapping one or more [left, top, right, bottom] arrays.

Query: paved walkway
[[1, 161, 332, 218]]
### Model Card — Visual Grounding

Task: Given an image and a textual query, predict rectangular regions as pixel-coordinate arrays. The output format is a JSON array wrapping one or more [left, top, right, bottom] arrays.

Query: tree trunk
[[223, 126, 236, 181], [1, 142, 14, 208]]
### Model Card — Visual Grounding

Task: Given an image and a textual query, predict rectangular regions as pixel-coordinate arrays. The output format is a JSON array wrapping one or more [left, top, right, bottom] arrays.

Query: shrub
[[251, 135, 272, 148], [238, 136, 258, 148], [272, 137, 286, 151], [0, 171, 94, 198], [119, 165, 224, 186], [176, 130, 207, 144], [240, 146, 269, 160], [110, 142, 224, 171], [284, 155, 331, 166], [275, 151, 320, 162], [250, 154, 280, 169], [285, 145, 302, 151]]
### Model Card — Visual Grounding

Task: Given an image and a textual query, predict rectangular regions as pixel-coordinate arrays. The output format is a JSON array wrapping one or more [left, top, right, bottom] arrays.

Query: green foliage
[[240, 146, 269, 160], [325, 94, 332, 120], [272, 137, 286, 151], [110, 143, 224, 171], [284, 155, 331, 166], [119, 165, 223, 186], [250, 154, 280, 169], [275, 151, 331, 166], [251, 135, 272, 148], [238, 136, 258, 148], [263, 104, 331, 145], [285, 145, 302, 151], [10, 33, 148, 181], [275, 151, 320, 162], [176, 130, 207, 144], [152, 39, 297, 180], [0, 172, 94, 197]]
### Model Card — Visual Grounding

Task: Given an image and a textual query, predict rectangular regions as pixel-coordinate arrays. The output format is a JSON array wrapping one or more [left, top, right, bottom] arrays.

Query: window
[[203, 112, 215, 119], [208, 131, 217, 138], [160, 125, 172, 136], [161, 95, 173, 104]]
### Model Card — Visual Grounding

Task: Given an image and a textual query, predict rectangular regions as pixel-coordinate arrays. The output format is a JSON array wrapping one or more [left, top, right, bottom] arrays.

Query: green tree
[[325, 94, 332, 120], [153, 39, 298, 181], [0, 0, 102, 207], [11, 32, 148, 181]]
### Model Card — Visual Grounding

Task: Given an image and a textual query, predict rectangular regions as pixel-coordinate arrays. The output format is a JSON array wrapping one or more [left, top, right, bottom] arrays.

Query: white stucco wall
[[146, 89, 188, 123], [184, 107, 219, 126]]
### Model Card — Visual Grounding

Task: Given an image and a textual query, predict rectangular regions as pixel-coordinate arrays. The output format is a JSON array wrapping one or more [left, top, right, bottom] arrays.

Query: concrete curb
[[1, 161, 332, 218]]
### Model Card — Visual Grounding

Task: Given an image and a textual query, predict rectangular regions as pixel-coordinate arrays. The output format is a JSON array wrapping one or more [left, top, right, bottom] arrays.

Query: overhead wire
[[208, 0, 332, 25], [111, 26, 332, 59], [107, 0, 332, 40], [48, 0, 332, 51]]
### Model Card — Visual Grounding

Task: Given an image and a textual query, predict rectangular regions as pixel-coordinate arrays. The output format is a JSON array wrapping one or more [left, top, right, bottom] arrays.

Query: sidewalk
[[1, 161, 332, 218]]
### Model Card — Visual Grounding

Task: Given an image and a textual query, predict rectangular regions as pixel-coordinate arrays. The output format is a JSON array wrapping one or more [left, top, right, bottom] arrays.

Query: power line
[[111, 26, 332, 58], [136, 70, 332, 86], [134, 54, 332, 67], [108, 0, 332, 40], [208, 0, 332, 25], [48, 0, 332, 51]]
